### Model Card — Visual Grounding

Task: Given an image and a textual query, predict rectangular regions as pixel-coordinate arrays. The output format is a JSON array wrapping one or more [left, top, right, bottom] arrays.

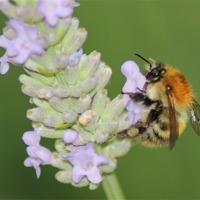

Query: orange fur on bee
[[163, 67, 194, 108]]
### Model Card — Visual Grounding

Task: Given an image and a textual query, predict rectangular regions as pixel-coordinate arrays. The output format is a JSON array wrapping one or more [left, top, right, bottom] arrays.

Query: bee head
[[135, 54, 166, 83], [145, 64, 166, 83]]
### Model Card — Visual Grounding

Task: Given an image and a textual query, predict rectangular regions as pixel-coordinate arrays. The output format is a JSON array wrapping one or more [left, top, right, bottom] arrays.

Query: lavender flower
[[36, 0, 75, 27], [0, 19, 43, 73], [121, 61, 146, 125], [22, 130, 53, 178], [65, 143, 109, 184], [0, 0, 133, 191], [121, 60, 146, 93]]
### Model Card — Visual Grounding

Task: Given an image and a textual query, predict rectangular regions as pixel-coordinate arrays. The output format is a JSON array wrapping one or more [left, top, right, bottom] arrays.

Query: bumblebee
[[120, 54, 200, 149]]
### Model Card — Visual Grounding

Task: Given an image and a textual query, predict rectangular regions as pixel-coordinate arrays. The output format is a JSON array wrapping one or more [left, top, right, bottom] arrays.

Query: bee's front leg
[[122, 91, 145, 100], [122, 91, 155, 107]]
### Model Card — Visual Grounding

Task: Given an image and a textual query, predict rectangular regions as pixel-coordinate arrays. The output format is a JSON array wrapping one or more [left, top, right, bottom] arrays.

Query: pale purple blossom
[[2, 19, 43, 63], [36, 0, 75, 27], [0, 19, 43, 74], [121, 61, 146, 125], [0, 19, 43, 73], [65, 142, 109, 184], [22, 130, 53, 178]]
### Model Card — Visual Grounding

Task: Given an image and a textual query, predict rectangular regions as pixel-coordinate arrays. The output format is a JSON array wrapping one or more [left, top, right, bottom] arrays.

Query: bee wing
[[188, 101, 200, 136], [166, 91, 179, 150]]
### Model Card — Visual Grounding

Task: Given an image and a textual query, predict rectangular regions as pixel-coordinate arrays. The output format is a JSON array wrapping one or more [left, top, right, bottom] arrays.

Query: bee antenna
[[135, 53, 152, 70]]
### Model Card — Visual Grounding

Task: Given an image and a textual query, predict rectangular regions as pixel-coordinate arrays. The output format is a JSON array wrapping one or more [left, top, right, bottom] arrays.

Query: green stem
[[102, 172, 126, 200]]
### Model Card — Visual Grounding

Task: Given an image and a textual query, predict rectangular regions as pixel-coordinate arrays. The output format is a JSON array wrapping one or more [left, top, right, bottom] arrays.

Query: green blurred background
[[1, 0, 200, 199]]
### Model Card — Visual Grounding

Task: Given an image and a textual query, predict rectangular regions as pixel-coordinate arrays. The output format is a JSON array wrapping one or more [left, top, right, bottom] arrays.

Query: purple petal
[[6, 46, 18, 57], [22, 130, 40, 146], [36, 0, 74, 27], [126, 100, 145, 125], [3, 19, 43, 65], [26, 26, 39, 40], [0, 62, 9, 74], [121, 61, 140, 77], [66, 142, 108, 184], [24, 157, 33, 167], [84, 142, 95, 153], [126, 100, 144, 112], [0, 56, 9, 74], [46, 14, 58, 27], [36, 146, 53, 164], [71, 166, 85, 183], [66, 143, 95, 162], [7, 19, 24, 34], [63, 129, 78, 144], [31, 43, 44, 55], [72, 164, 103, 184], [0, 35, 9, 49], [35, 165, 42, 178], [13, 49, 30, 64], [56, 8, 72, 18], [94, 155, 109, 166], [128, 111, 142, 125], [24, 157, 40, 168], [86, 167, 102, 184], [121, 60, 146, 93], [136, 75, 146, 91], [27, 146, 52, 164], [24, 157, 41, 178], [122, 79, 137, 94], [26, 146, 38, 157]]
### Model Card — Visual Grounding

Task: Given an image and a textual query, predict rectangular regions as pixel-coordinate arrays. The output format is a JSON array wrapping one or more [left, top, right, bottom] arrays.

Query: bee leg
[[122, 91, 156, 107], [121, 91, 145, 101], [116, 127, 139, 138], [121, 91, 134, 97], [101, 129, 131, 144], [104, 122, 147, 143], [136, 87, 146, 93], [117, 122, 147, 138], [117, 128, 133, 138]]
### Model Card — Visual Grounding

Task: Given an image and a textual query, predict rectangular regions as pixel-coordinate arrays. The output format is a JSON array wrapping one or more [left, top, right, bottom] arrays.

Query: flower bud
[[91, 89, 107, 117], [79, 51, 101, 81], [101, 94, 129, 121], [62, 111, 77, 123]]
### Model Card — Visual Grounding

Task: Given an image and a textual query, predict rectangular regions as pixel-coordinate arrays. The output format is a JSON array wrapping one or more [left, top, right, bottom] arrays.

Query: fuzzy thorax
[[147, 66, 194, 109]]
